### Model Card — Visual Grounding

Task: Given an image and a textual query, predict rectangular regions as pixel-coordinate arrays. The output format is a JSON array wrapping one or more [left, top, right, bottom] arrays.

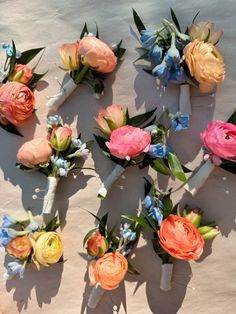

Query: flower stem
[[74, 64, 90, 84]]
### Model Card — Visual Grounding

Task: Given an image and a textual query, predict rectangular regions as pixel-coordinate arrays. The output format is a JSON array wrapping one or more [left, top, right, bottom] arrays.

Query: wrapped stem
[[87, 284, 105, 309], [160, 263, 173, 291], [98, 164, 125, 198], [184, 159, 215, 196], [42, 177, 59, 214], [46, 78, 77, 112], [179, 84, 192, 115]]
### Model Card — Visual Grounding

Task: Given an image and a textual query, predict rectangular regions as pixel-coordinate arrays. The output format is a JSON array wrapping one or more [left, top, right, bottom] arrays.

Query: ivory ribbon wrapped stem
[[184, 159, 215, 196], [160, 263, 173, 291], [42, 176, 59, 214], [46, 78, 77, 112], [179, 84, 192, 115], [87, 284, 105, 309], [98, 164, 125, 198]]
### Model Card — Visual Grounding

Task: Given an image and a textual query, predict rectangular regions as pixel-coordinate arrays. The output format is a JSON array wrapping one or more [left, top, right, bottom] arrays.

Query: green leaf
[[99, 212, 109, 236], [220, 160, 236, 174], [94, 135, 110, 153], [172, 202, 179, 215], [134, 51, 149, 63], [27, 71, 47, 90], [128, 108, 157, 127], [17, 47, 45, 65], [8, 40, 17, 75], [44, 216, 60, 232], [132, 9, 146, 34], [115, 47, 126, 59], [0, 123, 23, 137], [182, 164, 192, 173], [143, 68, 153, 75], [83, 228, 98, 247], [170, 8, 181, 32], [162, 194, 173, 217], [128, 260, 140, 275], [192, 11, 200, 24], [87, 210, 102, 224], [227, 109, 236, 125], [80, 23, 88, 39], [150, 159, 171, 176], [122, 215, 156, 232], [141, 115, 157, 129], [95, 23, 99, 38], [144, 177, 152, 196], [16, 163, 33, 171], [168, 153, 187, 182]]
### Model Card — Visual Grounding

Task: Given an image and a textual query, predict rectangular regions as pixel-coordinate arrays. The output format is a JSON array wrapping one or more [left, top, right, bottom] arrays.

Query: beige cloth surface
[[0, 0, 236, 313]]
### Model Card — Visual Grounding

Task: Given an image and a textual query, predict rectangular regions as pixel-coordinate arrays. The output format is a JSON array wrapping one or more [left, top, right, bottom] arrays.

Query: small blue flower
[[140, 30, 157, 48], [27, 221, 40, 233], [142, 195, 154, 209], [4, 260, 26, 280], [148, 207, 163, 226], [149, 44, 163, 65], [165, 46, 181, 69], [171, 113, 190, 131], [2, 42, 21, 58], [47, 115, 62, 127], [148, 144, 170, 158], [122, 229, 136, 242], [1, 215, 17, 228], [0, 228, 14, 247], [51, 156, 70, 176], [152, 62, 170, 86], [169, 67, 186, 84]]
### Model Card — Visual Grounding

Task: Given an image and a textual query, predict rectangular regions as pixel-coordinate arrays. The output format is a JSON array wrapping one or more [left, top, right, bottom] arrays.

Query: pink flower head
[[189, 21, 223, 45], [106, 125, 151, 159], [200, 121, 236, 162], [59, 43, 80, 71], [50, 126, 72, 152], [8, 64, 33, 85]]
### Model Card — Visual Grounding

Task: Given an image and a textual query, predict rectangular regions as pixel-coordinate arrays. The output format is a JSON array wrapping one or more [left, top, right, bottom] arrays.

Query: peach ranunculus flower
[[6, 236, 32, 260], [188, 21, 223, 45], [59, 43, 80, 71], [0, 82, 35, 126], [8, 64, 33, 85], [158, 214, 204, 260], [17, 138, 52, 168], [88, 252, 128, 290], [78, 36, 117, 73], [50, 126, 72, 151], [86, 230, 108, 257], [95, 104, 126, 135], [183, 39, 225, 93], [106, 125, 151, 159]]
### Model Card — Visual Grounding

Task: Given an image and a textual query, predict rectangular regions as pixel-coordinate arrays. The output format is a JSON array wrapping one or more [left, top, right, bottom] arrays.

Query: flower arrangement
[[83, 212, 140, 308], [132, 8, 225, 118], [0, 211, 63, 280], [184, 109, 236, 195], [16, 115, 90, 214], [94, 104, 190, 198], [0, 42, 46, 136], [123, 181, 219, 291], [46, 23, 125, 112]]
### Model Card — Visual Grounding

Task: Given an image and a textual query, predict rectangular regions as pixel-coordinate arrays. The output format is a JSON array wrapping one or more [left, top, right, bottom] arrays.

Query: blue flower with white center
[[47, 115, 62, 127], [27, 221, 40, 233], [0, 228, 14, 247], [152, 62, 170, 86], [1, 215, 17, 228], [140, 29, 157, 48], [142, 195, 154, 210], [2, 42, 21, 58], [169, 67, 186, 84], [71, 137, 83, 148], [171, 113, 190, 131], [122, 229, 136, 242], [4, 260, 26, 280], [148, 144, 170, 158], [148, 207, 163, 226], [149, 44, 163, 65], [165, 45, 181, 69], [51, 156, 70, 176]]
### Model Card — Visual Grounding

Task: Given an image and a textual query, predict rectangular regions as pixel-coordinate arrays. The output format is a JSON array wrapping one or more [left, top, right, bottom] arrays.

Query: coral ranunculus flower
[[6, 236, 32, 260], [88, 252, 128, 290], [78, 36, 117, 73], [106, 125, 151, 159], [59, 43, 80, 71], [0, 82, 35, 126], [183, 39, 225, 93], [158, 215, 204, 260]]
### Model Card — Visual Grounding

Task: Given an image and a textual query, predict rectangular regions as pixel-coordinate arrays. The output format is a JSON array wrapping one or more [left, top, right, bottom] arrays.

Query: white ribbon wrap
[[46, 78, 77, 112], [184, 159, 215, 196], [98, 164, 125, 198], [42, 177, 59, 214], [179, 84, 192, 115], [88, 284, 105, 309], [160, 263, 173, 292]]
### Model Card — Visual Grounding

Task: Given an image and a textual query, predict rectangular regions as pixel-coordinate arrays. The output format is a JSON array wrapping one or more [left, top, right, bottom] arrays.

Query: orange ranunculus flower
[[8, 64, 33, 85], [183, 39, 225, 93], [78, 36, 117, 73], [158, 214, 204, 260], [86, 230, 108, 257], [59, 43, 80, 71], [6, 236, 32, 260], [0, 82, 35, 126], [88, 252, 128, 290]]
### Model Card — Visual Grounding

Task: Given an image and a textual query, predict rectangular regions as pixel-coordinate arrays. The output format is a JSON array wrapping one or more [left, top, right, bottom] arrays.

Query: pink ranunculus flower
[[17, 138, 52, 168], [59, 43, 80, 71], [200, 121, 236, 162], [78, 36, 117, 73], [8, 64, 33, 85], [188, 21, 223, 45], [0, 82, 35, 126], [95, 104, 126, 135], [106, 125, 151, 159], [50, 126, 72, 152]]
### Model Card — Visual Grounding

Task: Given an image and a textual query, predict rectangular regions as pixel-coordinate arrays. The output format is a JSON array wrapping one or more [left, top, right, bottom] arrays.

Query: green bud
[[198, 226, 220, 240], [183, 208, 203, 228]]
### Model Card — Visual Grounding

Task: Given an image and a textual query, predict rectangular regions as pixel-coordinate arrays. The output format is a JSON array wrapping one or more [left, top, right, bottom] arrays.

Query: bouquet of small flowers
[[133, 8, 225, 117], [83, 212, 140, 308], [95, 104, 190, 198], [46, 23, 125, 112], [0, 211, 63, 280], [16, 115, 90, 214], [0, 41, 46, 136], [184, 109, 236, 195], [124, 181, 219, 291]]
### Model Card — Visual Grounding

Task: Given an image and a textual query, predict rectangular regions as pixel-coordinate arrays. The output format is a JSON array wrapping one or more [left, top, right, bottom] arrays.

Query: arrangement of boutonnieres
[[83, 211, 140, 308], [132, 8, 225, 119], [184, 108, 236, 195], [16, 115, 91, 214], [123, 180, 220, 291], [46, 23, 125, 112], [0, 211, 63, 280], [0, 41, 46, 136], [94, 104, 191, 198]]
